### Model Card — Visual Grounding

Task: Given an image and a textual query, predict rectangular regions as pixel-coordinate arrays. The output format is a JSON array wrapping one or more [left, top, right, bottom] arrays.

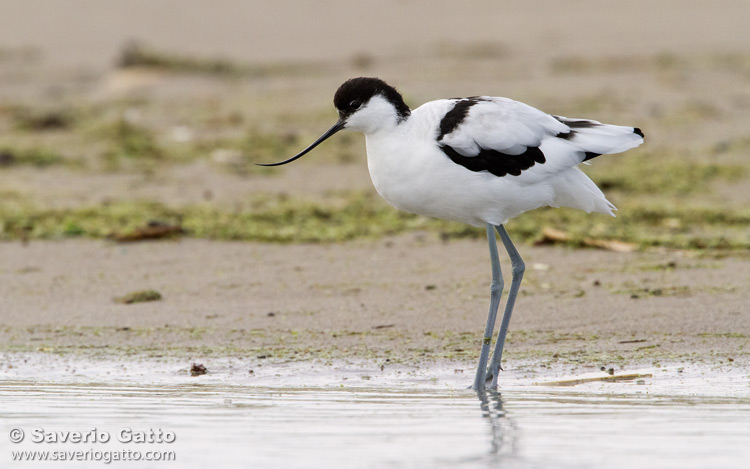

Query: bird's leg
[[486, 225, 525, 388], [472, 224, 504, 391]]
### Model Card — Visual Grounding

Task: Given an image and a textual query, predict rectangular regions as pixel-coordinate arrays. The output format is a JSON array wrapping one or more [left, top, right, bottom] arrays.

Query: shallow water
[[1, 356, 749, 468]]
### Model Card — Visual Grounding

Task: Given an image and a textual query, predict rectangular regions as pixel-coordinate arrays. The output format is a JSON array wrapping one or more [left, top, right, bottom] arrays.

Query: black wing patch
[[437, 97, 545, 177], [440, 144, 546, 177], [556, 118, 601, 129], [437, 98, 486, 141], [553, 117, 601, 142], [556, 130, 600, 161], [583, 151, 601, 161]]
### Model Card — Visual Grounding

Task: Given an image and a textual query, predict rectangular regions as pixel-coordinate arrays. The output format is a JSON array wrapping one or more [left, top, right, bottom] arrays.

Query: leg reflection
[[476, 389, 518, 459]]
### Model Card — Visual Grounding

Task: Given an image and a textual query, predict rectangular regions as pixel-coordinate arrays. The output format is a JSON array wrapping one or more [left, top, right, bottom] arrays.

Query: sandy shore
[[1, 236, 747, 369]]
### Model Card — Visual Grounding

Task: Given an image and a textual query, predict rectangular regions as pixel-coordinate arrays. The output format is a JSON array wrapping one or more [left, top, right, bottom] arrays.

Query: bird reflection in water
[[476, 389, 518, 460]]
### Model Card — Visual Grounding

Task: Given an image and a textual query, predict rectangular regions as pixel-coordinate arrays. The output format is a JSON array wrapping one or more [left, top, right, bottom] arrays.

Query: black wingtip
[[634, 127, 644, 138]]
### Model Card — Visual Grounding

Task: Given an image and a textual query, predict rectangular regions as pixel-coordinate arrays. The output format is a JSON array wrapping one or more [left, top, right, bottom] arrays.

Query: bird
[[258, 77, 644, 391]]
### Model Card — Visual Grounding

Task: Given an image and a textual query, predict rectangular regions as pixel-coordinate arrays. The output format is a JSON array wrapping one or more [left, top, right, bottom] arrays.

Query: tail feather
[[554, 116, 644, 156], [539, 116, 643, 216], [550, 167, 616, 216]]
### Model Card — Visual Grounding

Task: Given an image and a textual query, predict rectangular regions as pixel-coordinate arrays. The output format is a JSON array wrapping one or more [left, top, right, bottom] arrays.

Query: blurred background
[[0, 0, 748, 247], [2, 6, 748, 466]]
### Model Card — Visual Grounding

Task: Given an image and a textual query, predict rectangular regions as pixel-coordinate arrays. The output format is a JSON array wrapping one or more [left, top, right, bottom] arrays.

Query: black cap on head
[[256, 78, 409, 167], [333, 77, 411, 120]]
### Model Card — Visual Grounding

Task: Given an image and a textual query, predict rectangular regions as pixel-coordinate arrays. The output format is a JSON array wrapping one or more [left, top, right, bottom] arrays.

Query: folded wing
[[435, 97, 644, 184]]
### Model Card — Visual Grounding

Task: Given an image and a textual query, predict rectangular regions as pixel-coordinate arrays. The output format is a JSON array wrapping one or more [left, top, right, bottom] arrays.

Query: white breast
[[364, 105, 541, 227]]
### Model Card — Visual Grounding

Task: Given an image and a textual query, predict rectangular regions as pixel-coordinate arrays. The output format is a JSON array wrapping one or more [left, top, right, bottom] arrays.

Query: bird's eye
[[349, 100, 362, 110]]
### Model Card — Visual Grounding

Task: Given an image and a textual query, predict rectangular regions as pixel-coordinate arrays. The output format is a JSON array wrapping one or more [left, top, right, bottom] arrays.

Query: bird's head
[[257, 77, 410, 167]]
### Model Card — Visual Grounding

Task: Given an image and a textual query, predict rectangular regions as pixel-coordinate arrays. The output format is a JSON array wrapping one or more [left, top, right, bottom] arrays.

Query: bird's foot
[[483, 365, 504, 388]]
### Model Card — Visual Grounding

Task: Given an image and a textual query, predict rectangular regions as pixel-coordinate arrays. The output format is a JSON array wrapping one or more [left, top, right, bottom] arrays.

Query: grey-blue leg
[[472, 224, 505, 391], [486, 225, 525, 388]]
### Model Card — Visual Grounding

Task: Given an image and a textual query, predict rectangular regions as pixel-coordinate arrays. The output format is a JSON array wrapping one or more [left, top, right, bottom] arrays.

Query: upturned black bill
[[256, 120, 346, 166]]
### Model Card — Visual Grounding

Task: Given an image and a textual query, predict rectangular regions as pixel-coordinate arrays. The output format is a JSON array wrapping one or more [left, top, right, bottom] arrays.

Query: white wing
[[432, 97, 644, 184]]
